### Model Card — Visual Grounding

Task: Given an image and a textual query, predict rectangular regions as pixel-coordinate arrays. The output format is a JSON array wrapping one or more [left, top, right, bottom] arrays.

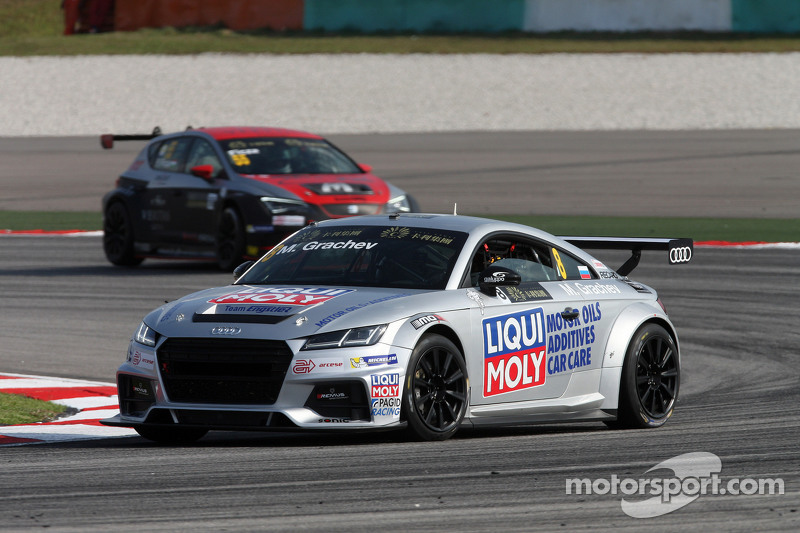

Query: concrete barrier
[[522, 0, 731, 32], [86, 0, 800, 35]]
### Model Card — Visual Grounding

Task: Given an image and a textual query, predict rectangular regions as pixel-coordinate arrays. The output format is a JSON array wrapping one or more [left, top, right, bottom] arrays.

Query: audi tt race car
[[100, 126, 419, 270], [101, 214, 692, 443]]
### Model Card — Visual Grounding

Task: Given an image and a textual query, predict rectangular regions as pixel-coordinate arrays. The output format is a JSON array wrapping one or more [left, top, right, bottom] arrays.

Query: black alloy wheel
[[103, 201, 142, 266], [216, 206, 246, 271], [611, 323, 679, 429], [403, 334, 468, 441]]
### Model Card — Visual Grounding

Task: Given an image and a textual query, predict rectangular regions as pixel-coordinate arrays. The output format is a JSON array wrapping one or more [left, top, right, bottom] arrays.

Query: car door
[[181, 138, 226, 242], [546, 247, 648, 388], [147, 136, 221, 245], [464, 234, 586, 406], [539, 242, 614, 391]]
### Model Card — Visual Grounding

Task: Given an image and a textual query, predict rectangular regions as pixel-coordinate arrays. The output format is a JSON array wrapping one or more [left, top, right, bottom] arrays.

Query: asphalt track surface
[[0, 132, 798, 531], [2, 130, 800, 218]]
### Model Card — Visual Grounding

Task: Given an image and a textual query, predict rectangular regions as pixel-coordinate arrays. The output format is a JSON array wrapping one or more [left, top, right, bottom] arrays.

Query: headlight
[[302, 324, 387, 351], [260, 196, 307, 214], [385, 195, 411, 213], [134, 322, 158, 347]]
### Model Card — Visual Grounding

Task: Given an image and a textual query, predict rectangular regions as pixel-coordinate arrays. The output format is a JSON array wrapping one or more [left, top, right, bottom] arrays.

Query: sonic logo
[[483, 308, 547, 397]]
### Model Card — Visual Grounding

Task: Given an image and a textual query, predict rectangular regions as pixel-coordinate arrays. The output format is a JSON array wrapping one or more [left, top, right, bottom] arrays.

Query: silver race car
[[102, 214, 693, 442]]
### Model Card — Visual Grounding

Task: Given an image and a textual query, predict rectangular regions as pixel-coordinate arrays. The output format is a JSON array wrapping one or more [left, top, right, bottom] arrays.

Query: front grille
[[157, 338, 292, 405], [193, 313, 291, 324], [321, 203, 382, 217], [144, 409, 297, 429]]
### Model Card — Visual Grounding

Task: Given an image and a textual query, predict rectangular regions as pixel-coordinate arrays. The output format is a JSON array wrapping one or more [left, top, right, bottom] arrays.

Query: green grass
[[0, 391, 66, 425], [0, 211, 102, 231], [10, 30, 800, 56], [1, 211, 796, 242], [5, 0, 800, 56]]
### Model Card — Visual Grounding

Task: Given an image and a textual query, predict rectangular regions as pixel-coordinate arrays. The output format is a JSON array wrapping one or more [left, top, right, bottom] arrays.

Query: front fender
[[598, 301, 679, 411], [601, 301, 678, 369], [389, 310, 469, 356]]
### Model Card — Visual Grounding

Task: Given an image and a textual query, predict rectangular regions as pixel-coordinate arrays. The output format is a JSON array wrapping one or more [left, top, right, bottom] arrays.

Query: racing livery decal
[[208, 287, 355, 308], [292, 359, 345, 374], [370, 373, 401, 418], [130, 349, 154, 370], [371, 397, 401, 417], [370, 373, 400, 398], [496, 283, 552, 303], [314, 293, 410, 328], [545, 302, 600, 375], [559, 282, 624, 297], [483, 309, 547, 397], [411, 314, 444, 329], [292, 359, 316, 374], [275, 240, 378, 254], [350, 354, 398, 368]]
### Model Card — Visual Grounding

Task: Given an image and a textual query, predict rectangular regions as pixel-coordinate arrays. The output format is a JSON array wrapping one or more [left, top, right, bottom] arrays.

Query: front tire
[[103, 201, 143, 266], [216, 206, 246, 271], [611, 323, 679, 429], [134, 426, 208, 444], [403, 334, 468, 441]]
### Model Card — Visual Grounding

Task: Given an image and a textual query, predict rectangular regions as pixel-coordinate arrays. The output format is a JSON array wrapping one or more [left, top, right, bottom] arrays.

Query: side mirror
[[233, 261, 254, 280], [358, 163, 373, 173], [190, 164, 215, 181], [478, 265, 521, 295]]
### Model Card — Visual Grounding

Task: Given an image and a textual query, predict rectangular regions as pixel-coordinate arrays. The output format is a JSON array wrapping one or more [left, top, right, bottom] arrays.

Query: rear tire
[[103, 201, 143, 266], [610, 323, 679, 429], [134, 426, 208, 444], [216, 206, 246, 271], [402, 334, 468, 441]]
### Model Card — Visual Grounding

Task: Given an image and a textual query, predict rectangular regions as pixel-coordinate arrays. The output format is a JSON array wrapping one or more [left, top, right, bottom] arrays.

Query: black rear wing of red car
[[100, 126, 163, 149], [561, 236, 693, 276]]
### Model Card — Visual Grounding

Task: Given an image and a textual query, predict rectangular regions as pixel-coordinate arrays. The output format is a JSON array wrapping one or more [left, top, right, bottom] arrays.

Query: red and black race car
[[100, 126, 419, 270]]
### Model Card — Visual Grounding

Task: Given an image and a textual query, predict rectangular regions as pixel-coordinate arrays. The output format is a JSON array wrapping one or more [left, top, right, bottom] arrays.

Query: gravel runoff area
[[2, 53, 800, 136]]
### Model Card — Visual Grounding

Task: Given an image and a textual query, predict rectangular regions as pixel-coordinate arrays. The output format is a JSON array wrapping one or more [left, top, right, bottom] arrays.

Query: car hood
[[147, 284, 439, 341], [243, 173, 391, 206]]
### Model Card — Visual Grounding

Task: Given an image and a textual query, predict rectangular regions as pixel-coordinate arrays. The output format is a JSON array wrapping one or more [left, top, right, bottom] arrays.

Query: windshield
[[237, 225, 469, 290], [220, 137, 361, 175]]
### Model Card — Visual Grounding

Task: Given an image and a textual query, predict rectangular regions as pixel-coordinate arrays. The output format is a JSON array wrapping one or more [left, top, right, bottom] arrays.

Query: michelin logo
[[350, 354, 398, 368]]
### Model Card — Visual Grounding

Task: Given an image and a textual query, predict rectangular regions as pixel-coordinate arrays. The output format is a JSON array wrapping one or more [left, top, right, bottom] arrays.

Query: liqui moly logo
[[371, 373, 400, 398], [483, 308, 547, 397], [209, 287, 354, 306]]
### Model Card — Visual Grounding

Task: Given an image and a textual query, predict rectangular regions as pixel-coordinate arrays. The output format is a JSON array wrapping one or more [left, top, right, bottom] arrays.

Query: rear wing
[[561, 237, 693, 276], [100, 126, 163, 149]]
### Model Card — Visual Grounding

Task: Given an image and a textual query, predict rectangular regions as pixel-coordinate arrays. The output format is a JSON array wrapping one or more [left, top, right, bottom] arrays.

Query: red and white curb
[[0, 373, 136, 446], [0, 230, 102, 236]]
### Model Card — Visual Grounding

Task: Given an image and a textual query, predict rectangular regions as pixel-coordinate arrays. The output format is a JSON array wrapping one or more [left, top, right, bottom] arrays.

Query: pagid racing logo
[[483, 308, 547, 397], [371, 397, 401, 417]]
